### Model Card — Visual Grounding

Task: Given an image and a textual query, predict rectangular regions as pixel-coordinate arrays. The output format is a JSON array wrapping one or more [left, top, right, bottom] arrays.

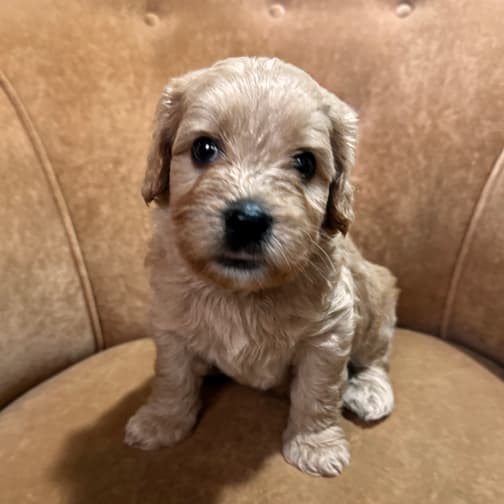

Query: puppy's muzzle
[[223, 199, 272, 253]]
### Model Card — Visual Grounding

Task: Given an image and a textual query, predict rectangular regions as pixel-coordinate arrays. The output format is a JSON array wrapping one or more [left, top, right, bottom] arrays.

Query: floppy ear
[[322, 92, 359, 236], [142, 75, 193, 204]]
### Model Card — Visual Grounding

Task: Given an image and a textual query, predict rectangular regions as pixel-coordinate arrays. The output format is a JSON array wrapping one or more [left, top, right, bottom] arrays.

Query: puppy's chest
[[178, 292, 305, 389]]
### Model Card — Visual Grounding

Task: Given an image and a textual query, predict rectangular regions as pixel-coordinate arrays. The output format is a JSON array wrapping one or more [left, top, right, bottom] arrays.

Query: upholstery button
[[396, 2, 414, 18], [144, 12, 160, 26], [269, 3, 285, 18]]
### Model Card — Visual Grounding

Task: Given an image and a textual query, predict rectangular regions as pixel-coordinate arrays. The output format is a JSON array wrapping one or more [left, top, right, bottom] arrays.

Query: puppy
[[125, 57, 398, 477]]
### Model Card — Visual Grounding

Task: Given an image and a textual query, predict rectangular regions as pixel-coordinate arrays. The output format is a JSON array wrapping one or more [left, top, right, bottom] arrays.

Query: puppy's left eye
[[293, 151, 317, 180], [191, 137, 221, 165]]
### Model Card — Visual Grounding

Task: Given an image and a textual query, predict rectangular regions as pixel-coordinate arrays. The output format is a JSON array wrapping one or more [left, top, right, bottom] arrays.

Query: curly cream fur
[[125, 57, 398, 477]]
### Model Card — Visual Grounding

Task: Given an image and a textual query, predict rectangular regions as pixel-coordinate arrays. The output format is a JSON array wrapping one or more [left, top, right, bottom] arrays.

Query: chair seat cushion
[[0, 329, 502, 503]]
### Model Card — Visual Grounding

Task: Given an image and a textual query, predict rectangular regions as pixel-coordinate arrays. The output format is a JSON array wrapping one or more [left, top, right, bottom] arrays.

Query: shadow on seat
[[50, 376, 289, 503]]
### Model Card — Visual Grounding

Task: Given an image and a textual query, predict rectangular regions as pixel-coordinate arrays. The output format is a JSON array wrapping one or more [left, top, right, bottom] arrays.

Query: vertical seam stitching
[[441, 147, 504, 339], [0, 71, 104, 351]]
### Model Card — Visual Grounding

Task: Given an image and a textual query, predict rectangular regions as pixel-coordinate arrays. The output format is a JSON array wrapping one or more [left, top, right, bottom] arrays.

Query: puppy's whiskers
[[300, 230, 337, 278]]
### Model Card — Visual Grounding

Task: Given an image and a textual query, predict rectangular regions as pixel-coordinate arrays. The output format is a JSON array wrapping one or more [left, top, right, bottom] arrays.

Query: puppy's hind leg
[[343, 359, 394, 422], [343, 267, 398, 422]]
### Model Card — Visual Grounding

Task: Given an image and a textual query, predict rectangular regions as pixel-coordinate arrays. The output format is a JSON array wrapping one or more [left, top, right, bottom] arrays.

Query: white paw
[[124, 405, 195, 450], [343, 367, 394, 422], [282, 425, 350, 477]]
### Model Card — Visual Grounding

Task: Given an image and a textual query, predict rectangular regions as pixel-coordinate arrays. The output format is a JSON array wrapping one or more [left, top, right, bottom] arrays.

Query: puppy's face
[[143, 58, 357, 290]]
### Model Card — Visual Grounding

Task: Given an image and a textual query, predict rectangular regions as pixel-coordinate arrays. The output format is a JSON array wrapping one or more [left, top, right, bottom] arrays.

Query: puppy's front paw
[[282, 425, 350, 477], [124, 405, 195, 450], [343, 367, 394, 422]]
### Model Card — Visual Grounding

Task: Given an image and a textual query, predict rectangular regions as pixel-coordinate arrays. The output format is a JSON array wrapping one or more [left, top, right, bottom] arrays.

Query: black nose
[[224, 199, 272, 252]]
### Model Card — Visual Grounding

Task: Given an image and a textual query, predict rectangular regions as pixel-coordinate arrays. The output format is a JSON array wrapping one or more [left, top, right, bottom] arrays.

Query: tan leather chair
[[1, 1, 503, 502]]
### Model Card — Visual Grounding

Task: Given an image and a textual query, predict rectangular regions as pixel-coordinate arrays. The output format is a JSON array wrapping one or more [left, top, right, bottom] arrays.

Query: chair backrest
[[1, 0, 503, 406]]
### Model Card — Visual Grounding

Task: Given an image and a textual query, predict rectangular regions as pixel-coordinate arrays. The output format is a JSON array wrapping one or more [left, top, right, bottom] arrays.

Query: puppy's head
[[143, 57, 357, 290]]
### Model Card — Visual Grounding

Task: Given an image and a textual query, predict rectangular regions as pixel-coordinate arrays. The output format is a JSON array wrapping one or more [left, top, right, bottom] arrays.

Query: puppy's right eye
[[293, 151, 317, 180], [191, 137, 221, 165]]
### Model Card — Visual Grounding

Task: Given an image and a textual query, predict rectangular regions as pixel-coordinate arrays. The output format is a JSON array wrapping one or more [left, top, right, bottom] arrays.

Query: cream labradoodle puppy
[[125, 57, 398, 477]]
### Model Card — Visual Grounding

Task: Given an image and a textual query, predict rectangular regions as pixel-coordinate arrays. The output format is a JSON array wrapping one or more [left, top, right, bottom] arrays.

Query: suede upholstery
[[0, 331, 502, 504], [0, 0, 504, 394], [1, 0, 504, 376], [0, 74, 97, 407], [0, 0, 503, 502]]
